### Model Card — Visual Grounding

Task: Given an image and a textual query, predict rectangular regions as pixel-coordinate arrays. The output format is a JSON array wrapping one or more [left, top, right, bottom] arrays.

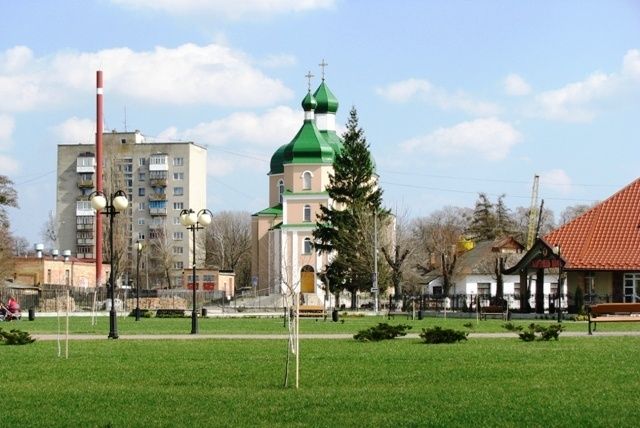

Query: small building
[[425, 237, 560, 310], [13, 255, 110, 289], [542, 177, 640, 305], [182, 268, 235, 298]]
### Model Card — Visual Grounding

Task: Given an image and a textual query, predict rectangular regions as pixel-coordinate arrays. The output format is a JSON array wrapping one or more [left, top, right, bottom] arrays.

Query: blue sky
[[2, 0, 640, 245]]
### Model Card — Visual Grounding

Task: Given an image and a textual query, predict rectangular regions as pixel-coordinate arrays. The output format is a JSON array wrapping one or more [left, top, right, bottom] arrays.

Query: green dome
[[320, 130, 344, 157], [270, 144, 287, 174], [282, 120, 335, 165], [313, 81, 339, 114], [301, 91, 317, 111]]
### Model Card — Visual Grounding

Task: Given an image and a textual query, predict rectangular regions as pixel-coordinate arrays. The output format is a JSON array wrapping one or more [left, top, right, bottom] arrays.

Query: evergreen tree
[[313, 108, 389, 307], [494, 194, 515, 238], [466, 193, 496, 241]]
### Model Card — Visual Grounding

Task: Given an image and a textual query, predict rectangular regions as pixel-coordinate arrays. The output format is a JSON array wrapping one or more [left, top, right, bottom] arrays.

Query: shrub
[[419, 326, 468, 344], [504, 323, 565, 342], [0, 328, 35, 345], [354, 323, 412, 342], [155, 309, 186, 318]]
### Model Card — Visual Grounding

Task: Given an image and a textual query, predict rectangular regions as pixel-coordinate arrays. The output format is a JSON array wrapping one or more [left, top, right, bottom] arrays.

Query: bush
[[419, 326, 468, 344], [354, 323, 412, 342], [503, 323, 565, 341], [155, 309, 186, 318], [0, 328, 35, 345]]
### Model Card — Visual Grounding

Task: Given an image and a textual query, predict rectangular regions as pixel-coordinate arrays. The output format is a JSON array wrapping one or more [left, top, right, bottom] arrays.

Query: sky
[[2, 0, 640, 246]]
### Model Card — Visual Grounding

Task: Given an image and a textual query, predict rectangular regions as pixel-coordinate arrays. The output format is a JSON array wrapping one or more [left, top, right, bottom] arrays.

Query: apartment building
[[56, 130, 207, 288]]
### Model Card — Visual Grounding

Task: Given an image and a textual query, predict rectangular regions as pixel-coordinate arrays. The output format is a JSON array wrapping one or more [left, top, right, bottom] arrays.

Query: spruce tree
[[466, 193, 496, 241], [313, 107, 388, 307]]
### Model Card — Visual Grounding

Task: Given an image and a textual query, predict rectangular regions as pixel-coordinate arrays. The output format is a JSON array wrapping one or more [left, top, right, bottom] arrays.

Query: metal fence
[[0, 287, 226, 314]]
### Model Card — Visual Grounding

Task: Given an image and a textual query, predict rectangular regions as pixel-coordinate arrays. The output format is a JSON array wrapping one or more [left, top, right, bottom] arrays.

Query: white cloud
[[534, 72, 612, 122], [207, 156, 236, 177], [51, 117, 95, 144], [158, 106, 302, 147], [0, 154, 19, 175], [0, 43, 293, 112], [533, 49, 640, 122], [110, 0, 335, 18], [0, 114, 15, 149], [540, 169, 572, 194], [377, 78, 500, 116], [622, 49, 640, 80], [260, 54, 297, 68], [504, 73, 531, 96], [401, 118, 521, 161]]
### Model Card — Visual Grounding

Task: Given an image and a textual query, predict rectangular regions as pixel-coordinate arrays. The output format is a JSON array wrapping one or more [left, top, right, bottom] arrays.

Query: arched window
[[278, 179, 284, 204], [302, 171, 312, 190], [303, 238, 313, 254], [303, 204, 311, 222]]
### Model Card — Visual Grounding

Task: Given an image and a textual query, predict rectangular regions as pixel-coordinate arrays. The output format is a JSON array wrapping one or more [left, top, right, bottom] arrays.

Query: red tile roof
[[544, 178, 640, 270]]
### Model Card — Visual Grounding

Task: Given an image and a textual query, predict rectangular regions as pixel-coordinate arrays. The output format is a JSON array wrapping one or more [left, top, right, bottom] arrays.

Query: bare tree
[[40, 210, 58, 250], [147, 224, 176, 289], [512, 206, 555, 244], [0, 175, 18, 281], [381, 206, 412, 300], [205, 211, 251, 271], [409, 206, 471, 296], [559, 203, 595, 226]]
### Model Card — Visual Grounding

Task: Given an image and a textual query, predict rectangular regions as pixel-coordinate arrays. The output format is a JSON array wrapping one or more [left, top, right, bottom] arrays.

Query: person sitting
[[1, 295, 21, 320]]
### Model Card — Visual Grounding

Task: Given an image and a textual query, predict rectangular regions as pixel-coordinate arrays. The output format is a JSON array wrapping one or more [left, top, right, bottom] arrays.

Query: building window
[[173, 217, 180, 225], [138, 202, 146, 211], [173, 172, 184, 180], [173, 157, 184, 166], [174, 262, 184, 270], [278, 179, 284, 204], [137, 218, 145, 225], [139, 158, 147, 166], [173, 202, 184, 210], [302, 171, 312, 190], [303, 205, 311, 222], [174, 187, 184, 196], [173, 231, 183, 240], [173, 246, 184, 255], [137, 233, 145, 240], [303, 238, 313, 254], [477, 282, 491, 297], [139, 172, 146, 181], [138, 188, 145, 197]]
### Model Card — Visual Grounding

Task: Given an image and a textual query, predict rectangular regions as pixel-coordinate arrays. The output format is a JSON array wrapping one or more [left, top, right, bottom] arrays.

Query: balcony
[[150, 178, 168, 187], [76, 238, 95, 245], [76, 223, 94, 231], [148, 193, 167, 201], [150, 207, 167, 216], [77, 179, 94, 188]]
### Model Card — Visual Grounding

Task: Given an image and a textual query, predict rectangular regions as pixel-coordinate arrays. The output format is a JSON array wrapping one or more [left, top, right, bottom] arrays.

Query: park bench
[[587, 303, 640, 334], [480, 305, 508, 321], [298, 305, 326, 319]]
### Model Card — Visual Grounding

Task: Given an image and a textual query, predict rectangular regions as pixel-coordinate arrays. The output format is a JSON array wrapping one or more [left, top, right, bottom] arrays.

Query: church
[[251, 69, 342, 304]]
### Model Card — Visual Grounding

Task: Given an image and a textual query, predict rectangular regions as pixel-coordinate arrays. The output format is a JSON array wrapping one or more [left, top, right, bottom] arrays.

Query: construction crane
[[526, 175, 540, 250]]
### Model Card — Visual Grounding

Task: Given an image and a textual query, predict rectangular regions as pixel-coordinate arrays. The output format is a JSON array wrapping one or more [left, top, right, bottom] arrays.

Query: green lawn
[[1, 335, 640, 427], [9, 313, 640, 335]]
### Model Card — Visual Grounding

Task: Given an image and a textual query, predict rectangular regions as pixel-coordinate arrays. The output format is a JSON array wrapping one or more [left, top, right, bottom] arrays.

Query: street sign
[[371, 287, 378, 293]]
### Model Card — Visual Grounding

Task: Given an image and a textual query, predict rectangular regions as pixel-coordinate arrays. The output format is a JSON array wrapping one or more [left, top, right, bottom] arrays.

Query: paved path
[[31, 331, 640, 341]]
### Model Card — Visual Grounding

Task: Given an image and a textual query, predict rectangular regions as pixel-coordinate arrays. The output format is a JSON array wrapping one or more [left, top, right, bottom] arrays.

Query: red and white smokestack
[[95, 70, 104, 287]]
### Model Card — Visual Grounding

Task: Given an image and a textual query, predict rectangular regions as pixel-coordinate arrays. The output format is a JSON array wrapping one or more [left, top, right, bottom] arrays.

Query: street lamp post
[[91, 190, 129, 339], [180, 208, 212, 334], [135, 240, 143, 321]]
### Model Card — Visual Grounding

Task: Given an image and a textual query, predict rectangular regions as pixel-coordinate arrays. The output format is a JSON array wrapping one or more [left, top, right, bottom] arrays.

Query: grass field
[[1, 334, 640, 427], [8, 313, 640, 335]]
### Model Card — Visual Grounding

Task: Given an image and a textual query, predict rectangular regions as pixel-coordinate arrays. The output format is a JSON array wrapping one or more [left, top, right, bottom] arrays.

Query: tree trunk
[[350, 291, 357, 309]]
